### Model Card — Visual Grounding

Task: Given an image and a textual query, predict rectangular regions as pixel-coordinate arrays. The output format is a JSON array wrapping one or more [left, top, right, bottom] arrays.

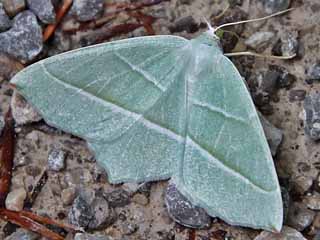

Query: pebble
[[4, 229, 39, 240], [48, 147, 66, 171], [2, 0, 26, 17], [289, 89, 306, 102], [286, 202, 315, 231], [132, 193, 149, 206], [0, 11, 43, 63], [259, 112, 283, 156], [69, 189, 115, 230], [27, 0, 56, 24], [304, 194, 320, 210], [291, 175, 313, 195], [71, 0, 105, 22], [272, 31, 299, 57], [304, 94, 320, 140], [169, 16, 199, 33], [61, 187, 77, 206], [0, 113, 4, 135], [254, 226, 306, 240], [5, 188, 27, 211], [120, 222, 138, 235], [11, 91, 42, 125], [244, 31, 275, 52], [105, 189, 131, 208], [307, 62, 320, 82], [261, 0, 291, 14], [0, 3, 11, 32], [165, 182, 211, 229], [0, 52, 24, 82], [64, 168, 93, 186], [74, 233, 111, 240]]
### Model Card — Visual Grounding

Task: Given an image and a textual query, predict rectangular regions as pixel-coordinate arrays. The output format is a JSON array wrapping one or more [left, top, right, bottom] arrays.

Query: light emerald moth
[[10, 27, 283, 231]]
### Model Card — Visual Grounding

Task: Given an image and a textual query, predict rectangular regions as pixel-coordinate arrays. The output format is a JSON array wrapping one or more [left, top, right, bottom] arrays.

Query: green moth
[[10, 29, 282, 231]]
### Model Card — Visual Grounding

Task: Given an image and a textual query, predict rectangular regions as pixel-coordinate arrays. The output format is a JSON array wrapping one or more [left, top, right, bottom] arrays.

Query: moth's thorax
[[191, 32, 223, 55]]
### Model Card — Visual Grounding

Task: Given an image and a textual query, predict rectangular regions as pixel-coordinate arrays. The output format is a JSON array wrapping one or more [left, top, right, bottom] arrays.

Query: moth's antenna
[[203, 17, 215, 36], [214, 8, 295, 32], [225, 51, 296, 60]]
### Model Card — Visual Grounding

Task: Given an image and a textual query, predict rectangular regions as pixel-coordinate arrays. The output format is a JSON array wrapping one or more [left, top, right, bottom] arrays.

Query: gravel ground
[[0, 0, 320, 239]]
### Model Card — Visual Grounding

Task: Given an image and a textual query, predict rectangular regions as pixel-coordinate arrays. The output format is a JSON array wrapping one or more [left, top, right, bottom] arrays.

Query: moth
[[10, 11, 291, 231]]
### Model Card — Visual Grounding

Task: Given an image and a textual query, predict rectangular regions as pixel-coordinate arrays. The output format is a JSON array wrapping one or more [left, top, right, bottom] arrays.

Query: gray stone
[[27, 0, 56, 24], [259, 113, 283, 156], [286, 202, 315, 231], [165, 182, 211, 229], [292, 176, 313, 195], [5, 188, 27, 211], [2, 0, 26, 17], [120, 222, 138, 235], [74, 233, 111, 240], [254, 226, 306, 240], [169, 16, 199, 33], [307, 62, 320, 81], [4, 229, 39, 240], [11, 91, 42, 125], [280, 31, 299, 57], [0, 3, 11, 32], [261, 0, 291, 14], [304, 94, 320, 140], [245, 31, 275, 51], [304, 194, 320, 210], [71, 0, 104, 22], [0, 113, 4, 135], [289, 89, 306, 102], [61, 187, 77, 206], [105, 189, 130, 208], [0, 11, 43, 63], [69, 189, 115, 230], [48, 147, 66, 171]]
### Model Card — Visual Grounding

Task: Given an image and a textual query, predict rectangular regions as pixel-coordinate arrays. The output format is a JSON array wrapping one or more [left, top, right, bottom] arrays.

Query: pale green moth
[[10, 27, 282, 231]]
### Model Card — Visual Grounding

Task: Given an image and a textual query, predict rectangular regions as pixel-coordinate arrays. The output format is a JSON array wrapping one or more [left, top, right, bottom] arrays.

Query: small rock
[[0, 113, 4, 135], [286, 202, 315, 231], [88, 196, 114, 230], [105, 189, 130, 208], [304, 194, 320, 210], [120, 222, 138, 235], [261, 0, 291, 14], [281, 186, 291, 222], [254, 226, 306, 240], [0, 52, 24, 81], [61, 187, 77, 206], [74, 233, 111, 240], [132, 193, 149, 206], [259, 112, 283, 156], [71, 0, 104, 22], [122, 183, 141, 194], [69, 189, 115, 230], [165, 182, 211, 229], [27, 0, 56, 24], [245, 31, 275, 51], [4, 229, 39, 240], [2, 0, 26, 17], [64, 168, 93, 186], [307, 62, 320, 82], [0, 11, 43, 63], [0, 3, 11, 32], [289, 89, 306, 102], [169, 16, 199, 33], [11, 91, 42, 125], [5, 188, 27, 211], [304, 94, 320, 140], [274, 31, 299, 57], [48, 147, 66, 171], [291, 176, 313, 195]]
